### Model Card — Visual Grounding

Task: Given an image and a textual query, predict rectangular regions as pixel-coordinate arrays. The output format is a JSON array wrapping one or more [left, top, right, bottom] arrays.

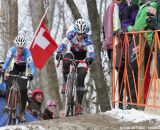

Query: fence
[[112, 30, 160, 111]]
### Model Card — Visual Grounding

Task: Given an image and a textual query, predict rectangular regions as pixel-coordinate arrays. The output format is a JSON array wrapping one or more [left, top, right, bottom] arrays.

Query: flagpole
[[30, 7, 49, 49]]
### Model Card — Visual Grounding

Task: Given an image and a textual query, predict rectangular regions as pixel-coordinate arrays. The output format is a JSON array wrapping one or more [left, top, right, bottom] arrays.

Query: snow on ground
[[105, 108, 160, 123], [0, 124, 45, 130]]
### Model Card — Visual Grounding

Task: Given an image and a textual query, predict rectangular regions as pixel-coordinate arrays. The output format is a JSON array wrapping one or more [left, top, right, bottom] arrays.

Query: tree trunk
[[86, 0, 111, 111], [8, 0, 18, 45], [29, 0, 44, 31], [46, 0, 63, 111], [29, 0, 62, 112], [66, 0, 82, 20], [1, 0, 18, 58], [46, 0, 56, 31]]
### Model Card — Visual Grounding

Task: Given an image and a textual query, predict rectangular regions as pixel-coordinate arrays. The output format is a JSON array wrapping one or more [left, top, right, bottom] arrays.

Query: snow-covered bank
[[0, 124, 45, 130], [105, 109, 160, 123]]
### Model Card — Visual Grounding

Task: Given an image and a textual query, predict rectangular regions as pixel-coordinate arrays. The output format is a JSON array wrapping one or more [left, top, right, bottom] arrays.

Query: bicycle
[[57, 58, 88, 117], [3, 73, 28, 125]]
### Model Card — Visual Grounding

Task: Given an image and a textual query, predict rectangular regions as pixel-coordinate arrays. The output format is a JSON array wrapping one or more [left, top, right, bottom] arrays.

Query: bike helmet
[[45, 99, 56, 108], [32, 88, 44, 97], [74, 18, 89, 34], [0, 61, 4, 68], [14, 35, 27, 48]]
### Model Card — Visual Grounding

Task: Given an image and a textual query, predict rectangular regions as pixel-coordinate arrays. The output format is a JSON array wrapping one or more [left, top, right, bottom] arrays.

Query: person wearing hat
[[43, 99, 57, 120], [26, 88, 43, 118]]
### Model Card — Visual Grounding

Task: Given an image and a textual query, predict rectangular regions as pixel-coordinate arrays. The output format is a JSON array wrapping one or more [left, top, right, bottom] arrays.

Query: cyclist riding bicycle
[[1, 35, 35, 121], [56, 18, 95, 114]]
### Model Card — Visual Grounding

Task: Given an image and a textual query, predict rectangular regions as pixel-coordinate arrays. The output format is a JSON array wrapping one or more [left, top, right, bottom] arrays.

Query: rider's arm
[[26, 49, 35, 75], [2, 46, 15, 71], [85, 36, 96, 59], [57, 30, 75, 53]]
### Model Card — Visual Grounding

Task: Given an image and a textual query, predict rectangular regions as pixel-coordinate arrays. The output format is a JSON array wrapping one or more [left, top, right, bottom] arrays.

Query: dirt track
[[1, 114, 160, 130]]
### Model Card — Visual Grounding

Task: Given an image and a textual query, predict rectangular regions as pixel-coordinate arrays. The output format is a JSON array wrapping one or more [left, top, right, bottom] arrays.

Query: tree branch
[[66, 0, 82, 20]]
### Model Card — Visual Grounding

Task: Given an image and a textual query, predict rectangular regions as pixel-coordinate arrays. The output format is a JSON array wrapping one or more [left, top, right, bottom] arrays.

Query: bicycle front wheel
[[8, 94, 16, 125], [64, 74, 74, 117]]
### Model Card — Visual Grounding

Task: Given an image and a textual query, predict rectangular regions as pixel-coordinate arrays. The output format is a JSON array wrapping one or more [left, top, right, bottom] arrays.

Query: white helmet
[[14, 35, 27, 48], [74, 18, 89, 34]]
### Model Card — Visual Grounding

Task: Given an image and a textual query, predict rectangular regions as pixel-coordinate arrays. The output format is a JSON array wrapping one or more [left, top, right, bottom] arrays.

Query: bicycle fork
[[5, 90, 18, 119]]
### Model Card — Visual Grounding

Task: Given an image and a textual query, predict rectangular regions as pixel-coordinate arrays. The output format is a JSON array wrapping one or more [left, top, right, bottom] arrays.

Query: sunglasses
[[49, 104, 56, 108], [17, 47, 24, 50], [77, 33, 85, 36]]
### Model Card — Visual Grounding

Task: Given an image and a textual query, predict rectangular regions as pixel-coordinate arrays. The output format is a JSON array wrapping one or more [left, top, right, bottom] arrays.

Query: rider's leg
[[18, 79, 27, 121], [76, 66, 87, 105], [61, 53, 74, 93], [63, 53, 74, 82], [18, 79, 27, 112], [76, 66, 87, 114]]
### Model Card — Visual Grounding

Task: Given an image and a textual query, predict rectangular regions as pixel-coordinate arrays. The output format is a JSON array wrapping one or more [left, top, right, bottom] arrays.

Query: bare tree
[[66, 0, 82, 20], [1, 0, 18, 57], [86, 0, 111, 111], [46, 0, 56, 31], [54, 1, 64, 40]]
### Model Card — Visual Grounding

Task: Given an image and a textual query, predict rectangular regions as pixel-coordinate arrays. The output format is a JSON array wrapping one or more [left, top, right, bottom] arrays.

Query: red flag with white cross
[[30, 9, 58, 69]]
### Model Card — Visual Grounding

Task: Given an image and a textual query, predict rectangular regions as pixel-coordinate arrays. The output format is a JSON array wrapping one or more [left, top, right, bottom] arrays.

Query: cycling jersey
[[58, 30, 96, 59], [3, 46, 35, 75]]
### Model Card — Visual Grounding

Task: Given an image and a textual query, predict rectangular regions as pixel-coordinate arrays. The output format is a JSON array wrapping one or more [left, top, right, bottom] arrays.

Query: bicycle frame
[[63, 58, 87, 116], [4, 74, 28, 125]]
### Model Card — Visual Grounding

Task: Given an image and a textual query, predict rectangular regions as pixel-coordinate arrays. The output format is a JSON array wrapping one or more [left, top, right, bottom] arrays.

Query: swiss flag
[[30, 19, 58, 70]]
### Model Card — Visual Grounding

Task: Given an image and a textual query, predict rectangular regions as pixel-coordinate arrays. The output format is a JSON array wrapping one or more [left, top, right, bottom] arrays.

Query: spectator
[[127, 0, 157, 106], [26, 88, 43, 118], [118, 0, 139, 109], [43, 99, 57, 120]]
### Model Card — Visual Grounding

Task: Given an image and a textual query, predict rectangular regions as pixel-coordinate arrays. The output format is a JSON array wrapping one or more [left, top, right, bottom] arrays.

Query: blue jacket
[[3, 46, 35, 75]]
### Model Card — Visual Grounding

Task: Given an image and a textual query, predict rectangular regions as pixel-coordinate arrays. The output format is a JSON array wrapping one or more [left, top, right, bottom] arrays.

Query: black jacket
[[43, 109, 53, 120], [26, 97, 42, 118]]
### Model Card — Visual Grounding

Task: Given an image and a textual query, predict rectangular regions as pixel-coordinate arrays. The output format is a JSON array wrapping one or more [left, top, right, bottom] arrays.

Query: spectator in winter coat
[[127, 0, 157, 105], [26, 88, 43, 118], [43, 99, 57, 120], [118, 0, 139, 109], [103, 0, 123, 109]]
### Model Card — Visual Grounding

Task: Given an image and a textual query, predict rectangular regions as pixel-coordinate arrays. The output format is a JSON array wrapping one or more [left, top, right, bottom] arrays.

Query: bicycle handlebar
[[63, 58, 86, 63], [57, 58, 87, 68], [5, 73, 28, 80]]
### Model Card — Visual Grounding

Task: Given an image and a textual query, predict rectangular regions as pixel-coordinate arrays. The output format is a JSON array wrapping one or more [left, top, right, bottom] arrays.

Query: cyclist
[[1, 35, 35, 121], [56, 18, 95, 114]]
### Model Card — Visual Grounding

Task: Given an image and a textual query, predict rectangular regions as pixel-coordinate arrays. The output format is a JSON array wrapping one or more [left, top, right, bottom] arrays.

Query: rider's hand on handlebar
[[85, 57, 94, 65], [56, 52, 63, 61], [28, 74, 33, 81]]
